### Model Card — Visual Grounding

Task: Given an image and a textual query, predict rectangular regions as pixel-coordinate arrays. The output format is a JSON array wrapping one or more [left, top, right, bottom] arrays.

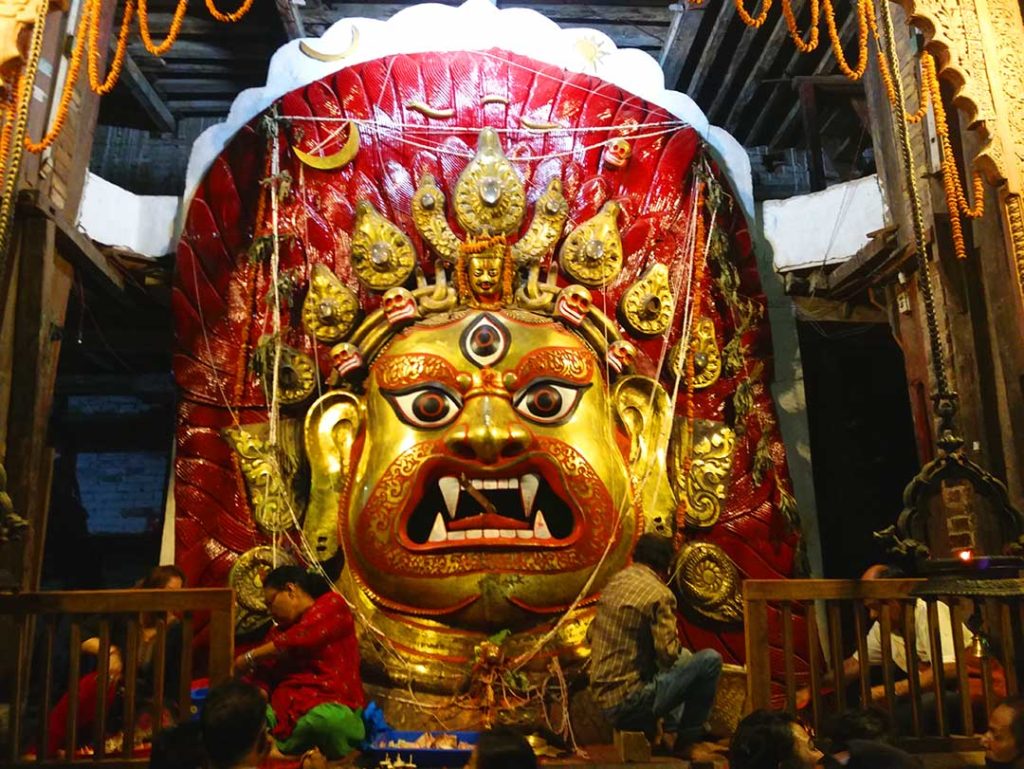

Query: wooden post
[[797, 80, 826, 192], [2, 212, 73, 590]]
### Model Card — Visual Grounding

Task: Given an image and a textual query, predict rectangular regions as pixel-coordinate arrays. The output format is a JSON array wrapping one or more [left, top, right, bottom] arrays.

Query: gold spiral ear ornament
[[290, 122, 360, 171], [673, 541, 743, 625]]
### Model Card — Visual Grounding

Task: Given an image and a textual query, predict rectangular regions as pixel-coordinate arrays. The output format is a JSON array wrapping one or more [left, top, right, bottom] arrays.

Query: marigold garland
[[138, 0, 190, 56], [18, 0, 255, 153], [780, 0, 820, 53]]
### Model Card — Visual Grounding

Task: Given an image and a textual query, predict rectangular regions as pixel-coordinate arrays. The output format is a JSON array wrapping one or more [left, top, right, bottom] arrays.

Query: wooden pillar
[[3, 212, 73, 590]]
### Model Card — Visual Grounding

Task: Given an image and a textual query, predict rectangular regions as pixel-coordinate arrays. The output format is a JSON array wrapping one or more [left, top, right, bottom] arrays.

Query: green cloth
[[272, 703, 365, 759]]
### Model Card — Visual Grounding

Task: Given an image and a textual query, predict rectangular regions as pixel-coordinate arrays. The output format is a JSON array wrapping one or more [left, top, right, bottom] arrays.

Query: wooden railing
[[744, 578, 1021, 750], [0, 588, 234, 768]]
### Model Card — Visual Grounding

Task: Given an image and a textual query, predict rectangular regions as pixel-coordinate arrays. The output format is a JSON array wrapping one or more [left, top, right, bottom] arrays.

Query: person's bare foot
[[675, 740, 728, 762]]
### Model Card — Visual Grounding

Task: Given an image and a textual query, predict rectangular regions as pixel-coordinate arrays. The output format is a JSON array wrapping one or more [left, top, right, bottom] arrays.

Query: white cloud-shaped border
[[183, 0, 752, 219]]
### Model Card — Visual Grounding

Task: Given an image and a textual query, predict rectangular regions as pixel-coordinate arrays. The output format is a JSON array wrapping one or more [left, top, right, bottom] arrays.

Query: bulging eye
[[513, 381, 587, 424], [386, 386, 462, 428]]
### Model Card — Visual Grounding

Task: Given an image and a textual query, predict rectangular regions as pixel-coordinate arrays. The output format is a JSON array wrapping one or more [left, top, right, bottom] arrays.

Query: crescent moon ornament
[[299, 25, 359, 62], [291, 122, 360, 171]]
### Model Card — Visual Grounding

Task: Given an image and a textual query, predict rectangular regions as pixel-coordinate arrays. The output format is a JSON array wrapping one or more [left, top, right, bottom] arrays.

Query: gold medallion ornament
[[673, 541, 743, 625], [670, 419, 736, 528], [349, 200, 417, 290], [619, 262, 675, 337], [413, 174, 461, 263], [510, 179, 569, 264], [229, 546, 297, 633], [302, 264, 359, 343], [251, 339, 318, 405], [668, 317, 722, 388], [558, 201, 623, 286], [453, 128, 526, 238], [223, 428, 296, 533]]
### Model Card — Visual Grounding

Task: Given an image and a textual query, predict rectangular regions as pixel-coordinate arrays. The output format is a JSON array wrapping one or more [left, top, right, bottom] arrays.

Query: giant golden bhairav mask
[[177, 46, 805, 717]]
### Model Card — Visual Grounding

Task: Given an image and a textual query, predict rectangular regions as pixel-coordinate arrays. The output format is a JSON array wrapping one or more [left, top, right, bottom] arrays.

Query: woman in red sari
[[234, 566, 366, 760]]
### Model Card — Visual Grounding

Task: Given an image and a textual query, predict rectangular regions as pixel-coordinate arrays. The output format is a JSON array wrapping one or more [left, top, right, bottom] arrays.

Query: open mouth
[[404, 471, 577, 549]]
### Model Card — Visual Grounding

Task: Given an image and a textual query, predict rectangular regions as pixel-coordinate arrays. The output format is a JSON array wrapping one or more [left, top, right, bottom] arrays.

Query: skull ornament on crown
[[176, 44, 806, 721]]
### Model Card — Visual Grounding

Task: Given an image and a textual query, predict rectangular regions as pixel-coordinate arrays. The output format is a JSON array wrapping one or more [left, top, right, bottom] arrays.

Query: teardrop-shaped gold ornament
[[453, 128, 526, 238], [511, 178, 568, 265], [667, 317, 721, 389], [302, 264, 359, 343], [349, 200, 417, 290], [412, 174, 460, 263], [619, 262, 674, 336], [558, 201, 623, 287]]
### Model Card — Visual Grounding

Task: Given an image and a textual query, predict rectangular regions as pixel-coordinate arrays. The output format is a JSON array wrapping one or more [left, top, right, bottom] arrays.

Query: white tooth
[[465, 529, 483, 539], [495, 479, 509, 490], [533, 510, 551, 539], [520, 474, 539, 517], [483, 479, 497, 489], [509, 478, 519, 489], [471, 479, 484, 489], [500, 529, 516, 538], [429, 514, 447, 543], [516, 529, 534, 539], [439, 477, 460, 519], [447, 531, 466, 541], [484, 529, 500, 539]]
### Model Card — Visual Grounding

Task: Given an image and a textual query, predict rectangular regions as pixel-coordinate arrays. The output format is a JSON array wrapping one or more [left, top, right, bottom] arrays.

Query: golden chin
[[327, 310, 648, 630]]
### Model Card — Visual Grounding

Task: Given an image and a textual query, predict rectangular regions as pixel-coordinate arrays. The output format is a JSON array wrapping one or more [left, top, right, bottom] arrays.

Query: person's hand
[[233, 650, 255, 674], [299, 747, 328, 769], [108, 648, 123, 685], [795, 686, 811, 710]]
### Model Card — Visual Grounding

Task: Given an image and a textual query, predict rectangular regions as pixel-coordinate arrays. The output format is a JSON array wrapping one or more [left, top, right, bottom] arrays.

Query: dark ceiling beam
[[119, 53, 176, 135], [745, 7, 855, 146], [154, 79, 249, 96], [164, 99, 236, 116], [763, 19, 859, 149], [705, 3, 785, 127], [716, 4, 796, 136], [659, 3, 707, 89], [276, 0, 305, 39], [680, 0, 735, 99], [127, 40, 267, 61], [501, 3, 673, 23], [672, 0, 722, 94]]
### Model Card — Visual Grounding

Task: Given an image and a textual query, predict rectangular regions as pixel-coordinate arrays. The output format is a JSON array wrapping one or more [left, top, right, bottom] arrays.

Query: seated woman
[[234, 565, 366, 760], [47, 564, 187, 757]]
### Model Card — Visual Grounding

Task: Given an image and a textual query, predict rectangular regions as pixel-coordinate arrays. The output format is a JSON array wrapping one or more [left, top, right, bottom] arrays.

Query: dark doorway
[[798, 321, 920, 578]]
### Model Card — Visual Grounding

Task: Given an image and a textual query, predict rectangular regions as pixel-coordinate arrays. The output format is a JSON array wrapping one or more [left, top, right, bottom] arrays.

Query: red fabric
[[252, 592, 365, 739], [46, 672, 118, 756]]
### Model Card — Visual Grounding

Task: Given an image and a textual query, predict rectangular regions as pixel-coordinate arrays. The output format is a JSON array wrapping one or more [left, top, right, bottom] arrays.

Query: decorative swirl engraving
[[224, 428, 295, 533], [674, 541, 743, 625], [350, 200, 417, 290], [229, 546, 297, 633], [670, 419, 735, 528], [302, 263, 359, 343], [558, 201, 623, 286], [453, 128, 526, 238], [251, 340, 318, 405]]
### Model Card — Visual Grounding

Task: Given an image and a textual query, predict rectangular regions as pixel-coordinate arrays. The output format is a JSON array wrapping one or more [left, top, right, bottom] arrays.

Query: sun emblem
[[575, 35, 610, 71]]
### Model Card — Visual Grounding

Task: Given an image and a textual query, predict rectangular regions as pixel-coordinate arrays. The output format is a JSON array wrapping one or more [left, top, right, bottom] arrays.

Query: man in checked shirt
[[589, 533, 725, 761]]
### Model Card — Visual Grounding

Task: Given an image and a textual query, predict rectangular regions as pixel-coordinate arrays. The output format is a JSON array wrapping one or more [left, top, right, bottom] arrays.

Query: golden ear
[[304, 391, 365, 562], [612, 375, 676, 532]]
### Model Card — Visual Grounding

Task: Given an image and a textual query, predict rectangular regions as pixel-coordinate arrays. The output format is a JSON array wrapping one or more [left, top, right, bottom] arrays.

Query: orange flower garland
[[138, 0, 190, 56], [89, 0, 136, 94], [781, 0, 820, 53], [734, 0, 774, 29], [204, 0, 255, 24]]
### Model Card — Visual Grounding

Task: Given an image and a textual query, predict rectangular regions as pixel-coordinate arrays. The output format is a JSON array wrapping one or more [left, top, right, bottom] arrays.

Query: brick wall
[[76, 451, 169, 535]]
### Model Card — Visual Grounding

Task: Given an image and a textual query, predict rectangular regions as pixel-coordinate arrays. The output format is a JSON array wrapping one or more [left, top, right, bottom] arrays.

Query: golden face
[[335, 311, 642, 629], [467, 255, 503, 301]]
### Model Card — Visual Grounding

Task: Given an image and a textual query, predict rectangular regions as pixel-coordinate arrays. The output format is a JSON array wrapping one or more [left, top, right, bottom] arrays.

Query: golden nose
[[445, 398, 530, 463]]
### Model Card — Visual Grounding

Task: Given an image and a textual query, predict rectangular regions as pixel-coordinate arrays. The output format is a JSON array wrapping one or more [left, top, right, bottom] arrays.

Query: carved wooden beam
[[120, 53, 176, 134], [899, 0, 1024, 315]]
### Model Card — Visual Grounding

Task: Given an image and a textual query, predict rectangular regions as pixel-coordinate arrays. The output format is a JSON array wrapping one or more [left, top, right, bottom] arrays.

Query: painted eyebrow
[[512, 347, 594, 385], [375, 354, 460, 390]]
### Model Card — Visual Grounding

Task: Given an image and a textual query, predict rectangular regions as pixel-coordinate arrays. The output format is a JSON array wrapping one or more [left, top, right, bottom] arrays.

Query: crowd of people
[[51, 534, 1022, 767]]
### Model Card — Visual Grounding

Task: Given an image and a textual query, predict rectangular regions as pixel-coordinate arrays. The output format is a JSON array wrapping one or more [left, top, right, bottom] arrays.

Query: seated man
[[981, 698, 1024, 769], [822, 708, 921, 768], [798, 563, 984, 733], [588, 533, 724, 761], [729, 709, 824, 769]]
